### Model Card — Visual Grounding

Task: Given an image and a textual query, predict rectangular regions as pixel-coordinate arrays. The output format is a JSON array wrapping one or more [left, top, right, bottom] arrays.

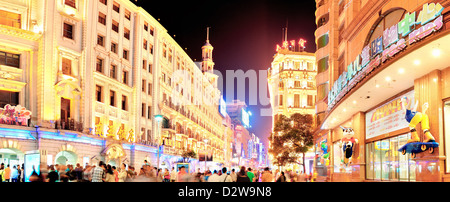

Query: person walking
[[17, 165, 22, 182], [207, 170, 220, 182], [4, 164, 11, 182], [0, 164, 4, 182], [112, 166, 119, 182], [217, 167, 233, 182], [47, 165, 59, 182], [276, 171, 286, 182], [118, 163, 127, 182], [261, 167, 273, 182], [236, 166, 250, 182], [247, 167, 255, 182], [163, 168, 170, 182], [230, 169, 237, 182], [91, 161, 106, 182], [10, 165, 18, 182], [170, 167, 177, 182], [177, 166, 188, 182], [105, 164, 115, 182]]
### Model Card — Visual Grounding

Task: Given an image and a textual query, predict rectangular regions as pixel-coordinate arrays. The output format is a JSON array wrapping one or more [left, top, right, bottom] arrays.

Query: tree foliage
[[268, 113, 314, 170]]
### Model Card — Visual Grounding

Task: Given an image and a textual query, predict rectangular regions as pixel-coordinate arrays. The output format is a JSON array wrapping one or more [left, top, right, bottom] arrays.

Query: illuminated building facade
[[314, 0, 450, 182], [0, 0, 226, 174], [268, 40, 317, 128]]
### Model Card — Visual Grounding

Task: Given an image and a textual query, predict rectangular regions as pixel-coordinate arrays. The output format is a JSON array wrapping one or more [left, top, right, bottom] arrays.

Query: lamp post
[[204, 139, 208, 173], [154, 114, 163, 170]]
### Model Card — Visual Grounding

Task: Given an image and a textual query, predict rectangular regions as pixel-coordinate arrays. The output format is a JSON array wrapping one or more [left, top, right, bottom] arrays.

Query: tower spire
[[206, 27, 210, 43]]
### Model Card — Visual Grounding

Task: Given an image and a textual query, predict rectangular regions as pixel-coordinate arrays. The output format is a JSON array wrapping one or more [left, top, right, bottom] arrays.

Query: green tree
[[268, 113, 314, 172], [181, 150, 197, 163]]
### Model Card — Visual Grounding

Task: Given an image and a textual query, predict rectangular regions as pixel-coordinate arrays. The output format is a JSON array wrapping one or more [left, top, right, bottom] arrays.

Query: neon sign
[[0, 104, 32, 126], [327, 3, 444, 111]]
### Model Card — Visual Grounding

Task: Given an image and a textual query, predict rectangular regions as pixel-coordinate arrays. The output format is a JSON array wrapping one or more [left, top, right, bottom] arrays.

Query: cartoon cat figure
[[340, 126, 358, 165]]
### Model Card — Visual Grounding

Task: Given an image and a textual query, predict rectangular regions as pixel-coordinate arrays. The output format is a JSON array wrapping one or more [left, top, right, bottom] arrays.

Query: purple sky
[[136, 0, 317, 147]]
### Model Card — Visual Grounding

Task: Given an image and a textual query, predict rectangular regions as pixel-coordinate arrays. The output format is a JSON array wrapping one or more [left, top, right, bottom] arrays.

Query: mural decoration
[[0, 104, 32, 126]]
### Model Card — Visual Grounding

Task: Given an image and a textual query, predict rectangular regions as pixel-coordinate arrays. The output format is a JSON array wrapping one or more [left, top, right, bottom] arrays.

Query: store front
[[317, 1, 450, 182]]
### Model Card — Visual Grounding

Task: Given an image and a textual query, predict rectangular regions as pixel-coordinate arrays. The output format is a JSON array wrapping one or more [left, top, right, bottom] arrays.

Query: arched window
[[364, 8, 407, 46]]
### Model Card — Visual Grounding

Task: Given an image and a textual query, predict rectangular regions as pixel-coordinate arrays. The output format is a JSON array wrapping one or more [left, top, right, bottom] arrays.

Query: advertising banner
[[365, 90, 414, 139]]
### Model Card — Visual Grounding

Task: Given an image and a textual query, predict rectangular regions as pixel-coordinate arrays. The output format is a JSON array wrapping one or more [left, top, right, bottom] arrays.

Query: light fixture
[[398, 68, 405, 74], [432, 44, 441, 57], [376, 84, 380, 88], [385, 77, 391, 82], [353, 100, 357, 104], [413, 60, 421, 65]]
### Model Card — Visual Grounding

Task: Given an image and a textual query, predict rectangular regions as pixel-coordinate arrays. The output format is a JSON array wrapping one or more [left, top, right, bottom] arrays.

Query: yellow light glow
[[432, 48, 441, 57], [413, 60, 421, 65], [398, 68, 405, 74]]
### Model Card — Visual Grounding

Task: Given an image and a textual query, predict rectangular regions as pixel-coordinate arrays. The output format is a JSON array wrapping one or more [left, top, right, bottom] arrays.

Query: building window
[[143, 39, 147, 50], [144, 22, 148, 31], [113, 1, 120, 13], [141, 103, 145, 117], [124, 9, 131, 21], [97, 35, 104, 46], [0, 51, 20, 68], [279, 95, 283, 106], [110, 90, 116, 107], [96, 58, 103, 73], [149, 44, 154, 55], [124, 28, 130, 40], [121, 95, 127, 111], [95, 85, 102, 102], [123, 49, 129, 60], [98, 12, 106, 25], [294, 94, 300, 108], [148, 63, 152, 74], [99, 0, 107, 5], [143, 60, 147, 70], [63, 22, 73, 39], [150, 26, 154, 36], [0, 10, 21, 28], [142, 79, 146, 92], [111, 42, 117, 53], [64, 0, 76, 8], [317, 56, 329, 73], [110, 64, 116, 79], [307, 95, 314, 106], [0, 90, 19, 108], [61, 57, 72, 76], [122, 70, 128, 85], [112, 20, 119, 33]]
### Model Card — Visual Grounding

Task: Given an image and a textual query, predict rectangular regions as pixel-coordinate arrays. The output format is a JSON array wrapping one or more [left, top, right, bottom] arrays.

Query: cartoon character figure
[[400, 97, 435, 143], [320, 139, 329, 166], [340, 126, 358, 165]]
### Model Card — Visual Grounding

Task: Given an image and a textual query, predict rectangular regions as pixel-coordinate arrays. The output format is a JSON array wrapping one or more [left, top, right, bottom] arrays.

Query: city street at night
[[0, 0, 450, 197]]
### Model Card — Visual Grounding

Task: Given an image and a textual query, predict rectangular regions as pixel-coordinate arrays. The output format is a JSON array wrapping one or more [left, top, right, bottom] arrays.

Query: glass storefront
[[445, 100, 450, 173], [366, 133, 416, 181]]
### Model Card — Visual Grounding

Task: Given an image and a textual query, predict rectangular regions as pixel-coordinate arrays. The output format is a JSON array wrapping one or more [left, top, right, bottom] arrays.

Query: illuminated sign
[[219, 97, 227, 117], [328, 3, 444, 111], [241, 108, 250, 128]]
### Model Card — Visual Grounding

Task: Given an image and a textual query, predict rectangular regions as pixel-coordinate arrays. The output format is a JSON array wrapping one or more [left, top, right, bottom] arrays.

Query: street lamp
[[155, 114, 163, 170], [204, 139, 208, 173]]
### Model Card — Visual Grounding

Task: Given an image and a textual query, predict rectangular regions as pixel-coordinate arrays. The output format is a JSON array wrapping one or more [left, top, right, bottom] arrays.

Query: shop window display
[[365, 134, 416, 181]]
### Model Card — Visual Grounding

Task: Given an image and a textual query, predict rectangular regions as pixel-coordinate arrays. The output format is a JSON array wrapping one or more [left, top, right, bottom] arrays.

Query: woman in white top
[[118, 163, 127, 182]]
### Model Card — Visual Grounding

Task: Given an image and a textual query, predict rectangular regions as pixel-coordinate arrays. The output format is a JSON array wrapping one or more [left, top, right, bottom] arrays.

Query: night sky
[[135, 0, 317, 147]]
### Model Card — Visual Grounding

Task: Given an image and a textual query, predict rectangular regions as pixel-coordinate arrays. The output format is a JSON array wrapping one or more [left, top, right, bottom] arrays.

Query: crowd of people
[[0, 160, 313, 182]]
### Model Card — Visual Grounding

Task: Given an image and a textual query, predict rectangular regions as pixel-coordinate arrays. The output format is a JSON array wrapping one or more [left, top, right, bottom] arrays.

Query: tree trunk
[[302, 152, 306, 174]]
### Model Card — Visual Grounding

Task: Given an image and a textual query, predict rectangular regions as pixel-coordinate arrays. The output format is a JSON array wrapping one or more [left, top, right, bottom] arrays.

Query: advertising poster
[[24, 151, 40, 182], [365, 90, 414, 139]]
